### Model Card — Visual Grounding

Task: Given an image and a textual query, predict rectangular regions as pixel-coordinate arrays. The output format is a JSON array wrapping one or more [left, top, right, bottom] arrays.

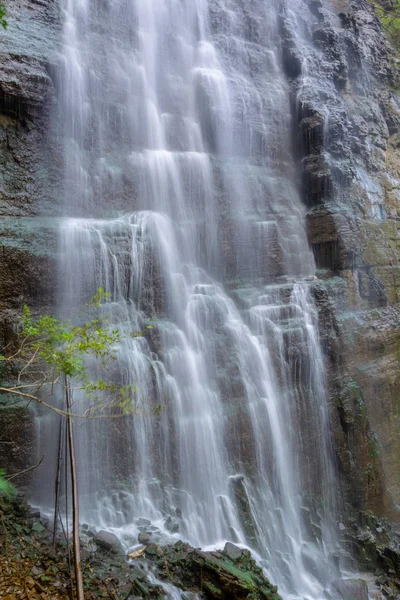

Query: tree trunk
[[65, 375, 85, 600]]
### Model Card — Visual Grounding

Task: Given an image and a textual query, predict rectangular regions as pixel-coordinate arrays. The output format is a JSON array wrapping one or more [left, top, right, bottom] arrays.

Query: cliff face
[[0, 0, 61, 482], [0, 0, 61, 334], [284, 0, 400, 517], [0, 0, 399, 523]]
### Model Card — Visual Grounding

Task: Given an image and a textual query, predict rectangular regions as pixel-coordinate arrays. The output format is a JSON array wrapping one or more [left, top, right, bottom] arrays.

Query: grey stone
[[129, 565, 147, 581], [332, 579, 369, 600], [135, 518, 151, 528], [138, 532, 152, 545], [224, 542, 244, 561], [164, 516, 179, 533], [94, 530, 124, 555]]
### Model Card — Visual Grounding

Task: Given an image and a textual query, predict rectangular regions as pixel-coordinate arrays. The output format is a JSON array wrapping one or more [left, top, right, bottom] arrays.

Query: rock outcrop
[[136, 540, 282, 599], [283, 0, 400, 518], [0, 0, 61, 326]]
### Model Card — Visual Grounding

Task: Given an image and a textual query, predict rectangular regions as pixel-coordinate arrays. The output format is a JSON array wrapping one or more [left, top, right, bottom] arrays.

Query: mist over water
[[45, 0, 344, 597]]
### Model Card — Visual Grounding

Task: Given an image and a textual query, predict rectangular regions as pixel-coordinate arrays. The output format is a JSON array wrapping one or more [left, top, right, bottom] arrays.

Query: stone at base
[[332, 578, 369, 600], [94, 530, 124, 555]]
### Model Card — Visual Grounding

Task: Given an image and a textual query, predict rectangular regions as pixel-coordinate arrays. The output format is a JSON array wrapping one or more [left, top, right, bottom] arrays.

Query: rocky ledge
[[341, 510, 400, 599], [0, 496, 282, 600]]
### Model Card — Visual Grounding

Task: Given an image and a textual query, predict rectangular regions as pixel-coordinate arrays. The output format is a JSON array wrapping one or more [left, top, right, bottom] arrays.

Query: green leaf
[[32, 522, 45, 533], [0, 470, 15, 499]]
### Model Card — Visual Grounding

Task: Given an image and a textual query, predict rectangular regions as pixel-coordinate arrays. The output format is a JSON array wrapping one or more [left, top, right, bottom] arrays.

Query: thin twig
[[53, 418, 63, 548], [0, 512, 8, 554], [0, 386, 143, 420], [24, 578, 33, 600], [6, 455, 45, 481], [17, 347, 40, 384], [123, 583, 136, 600]]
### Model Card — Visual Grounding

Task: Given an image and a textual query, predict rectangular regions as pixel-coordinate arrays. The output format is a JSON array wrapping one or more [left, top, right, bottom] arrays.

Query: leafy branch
[[0, 289, 142, 419]]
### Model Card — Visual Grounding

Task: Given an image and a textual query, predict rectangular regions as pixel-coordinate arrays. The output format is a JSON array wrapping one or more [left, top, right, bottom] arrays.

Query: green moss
[[334, 379, 367, 423], [133, 579, 150, 597], [368, 431, 381, 458], [214, 559, 255, 583], [202, 582, 223, 597]]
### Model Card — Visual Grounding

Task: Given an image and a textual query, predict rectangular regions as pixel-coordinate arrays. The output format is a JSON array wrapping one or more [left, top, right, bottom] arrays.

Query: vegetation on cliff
[[372, 0, 400, 49]]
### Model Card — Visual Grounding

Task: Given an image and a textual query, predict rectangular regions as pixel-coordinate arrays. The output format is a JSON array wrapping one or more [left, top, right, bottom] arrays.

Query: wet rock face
[[284, 0, 400, 515], [0, 0, 61, 219], [0, 1, 61, 488], [0, 2, 61, 337], [333, 578, 369, 600], [337, 511, 400, 597]]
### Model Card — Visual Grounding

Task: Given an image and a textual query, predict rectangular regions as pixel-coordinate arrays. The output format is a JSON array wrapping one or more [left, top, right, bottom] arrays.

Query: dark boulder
[[94, 530, 124, 555]]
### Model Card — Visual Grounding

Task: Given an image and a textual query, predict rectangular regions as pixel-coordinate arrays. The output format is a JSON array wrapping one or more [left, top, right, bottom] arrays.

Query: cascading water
[[47, 0, 345, 597]]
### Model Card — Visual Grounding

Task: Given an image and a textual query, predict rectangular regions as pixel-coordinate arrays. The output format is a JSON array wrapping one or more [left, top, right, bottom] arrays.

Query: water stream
[[50, 0, 344, 597]]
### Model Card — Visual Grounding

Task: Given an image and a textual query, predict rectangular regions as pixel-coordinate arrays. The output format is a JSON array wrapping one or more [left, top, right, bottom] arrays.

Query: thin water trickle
[[37, 0, 345, 597]]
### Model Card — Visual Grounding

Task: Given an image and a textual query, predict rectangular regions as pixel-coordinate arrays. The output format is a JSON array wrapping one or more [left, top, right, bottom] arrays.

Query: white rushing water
[[48, 0, 344, 597]]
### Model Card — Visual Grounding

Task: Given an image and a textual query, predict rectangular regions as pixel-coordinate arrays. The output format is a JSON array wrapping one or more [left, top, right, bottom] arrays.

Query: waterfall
[[52, 0, 342, 597]]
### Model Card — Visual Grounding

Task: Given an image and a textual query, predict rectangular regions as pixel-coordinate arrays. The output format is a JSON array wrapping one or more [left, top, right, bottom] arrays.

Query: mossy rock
[[150, 541, 281, 600]]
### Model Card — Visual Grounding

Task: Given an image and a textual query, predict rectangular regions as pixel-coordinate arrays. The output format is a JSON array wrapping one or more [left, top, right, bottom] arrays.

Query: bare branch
[[0, 386, 71, 417], [17, 346, 40, 384], [0, 386, 144, 420], [6, 455, 45, 481]]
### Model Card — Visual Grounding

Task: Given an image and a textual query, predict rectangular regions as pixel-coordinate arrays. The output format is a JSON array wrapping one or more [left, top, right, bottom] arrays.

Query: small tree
[[0, 290, 143, 600]]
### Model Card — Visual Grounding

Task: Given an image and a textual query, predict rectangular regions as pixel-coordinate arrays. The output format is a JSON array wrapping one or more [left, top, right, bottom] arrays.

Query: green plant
[[0, 4, 7, 29], [0, 469, 15, 502], [0, 289, 140, 418]]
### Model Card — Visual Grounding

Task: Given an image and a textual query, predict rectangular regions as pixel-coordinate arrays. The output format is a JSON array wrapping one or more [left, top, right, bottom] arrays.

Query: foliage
[[373, 0, 400, 49], [0, 4, 7, 30], [19, 289, 118, 375], [0, 289, 144, 419], [0, 469, 15, 506]]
